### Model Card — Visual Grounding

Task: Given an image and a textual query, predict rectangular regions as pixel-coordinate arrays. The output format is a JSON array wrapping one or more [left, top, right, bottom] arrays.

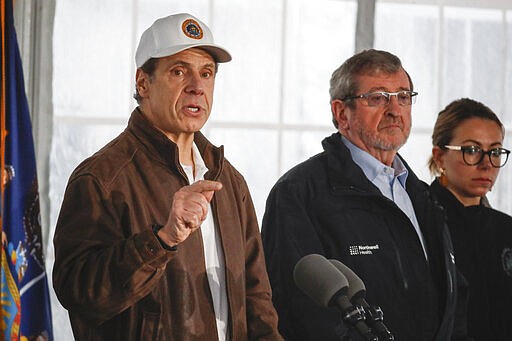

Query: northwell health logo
[[349, 244, 380, 256]]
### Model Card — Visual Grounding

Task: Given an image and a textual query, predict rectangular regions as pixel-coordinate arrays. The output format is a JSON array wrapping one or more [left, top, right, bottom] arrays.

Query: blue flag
[[1, 0, 54, 339]]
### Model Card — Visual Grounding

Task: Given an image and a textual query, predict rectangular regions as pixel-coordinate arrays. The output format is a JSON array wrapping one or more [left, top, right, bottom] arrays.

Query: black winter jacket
[[261, 133, 459, 340], [430, 179, 512, 341]]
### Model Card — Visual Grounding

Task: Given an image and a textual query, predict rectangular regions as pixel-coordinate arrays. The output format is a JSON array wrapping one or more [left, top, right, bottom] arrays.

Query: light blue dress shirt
[[341, 135, 428, 259]]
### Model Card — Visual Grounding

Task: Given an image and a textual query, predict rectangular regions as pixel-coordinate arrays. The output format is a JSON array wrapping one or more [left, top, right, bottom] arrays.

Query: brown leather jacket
[[53, 109, 282, 340]]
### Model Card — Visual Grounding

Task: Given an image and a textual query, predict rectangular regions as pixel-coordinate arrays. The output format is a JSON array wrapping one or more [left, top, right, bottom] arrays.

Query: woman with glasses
[[428, 97, 512, 341]]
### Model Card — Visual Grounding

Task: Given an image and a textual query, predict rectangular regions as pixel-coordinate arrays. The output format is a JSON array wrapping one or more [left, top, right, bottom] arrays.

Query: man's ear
[[136, 69, 150, 98], [331, 99, 349, 131]]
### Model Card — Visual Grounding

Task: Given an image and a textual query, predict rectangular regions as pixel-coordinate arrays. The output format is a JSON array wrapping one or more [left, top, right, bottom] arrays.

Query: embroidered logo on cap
[[182, 19, 203, 40], [502, 248, 512, 278]]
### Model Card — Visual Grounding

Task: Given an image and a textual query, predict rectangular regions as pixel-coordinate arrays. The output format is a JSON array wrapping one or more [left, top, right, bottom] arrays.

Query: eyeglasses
[[342, 91, 418, 107], [442, 145, 511, 168]]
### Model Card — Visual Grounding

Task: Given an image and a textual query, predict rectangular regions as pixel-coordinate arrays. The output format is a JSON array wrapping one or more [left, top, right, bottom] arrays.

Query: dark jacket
[[261, 133, 458, 341], [53, 109, 282, 341], [430, 179, 512, 341]]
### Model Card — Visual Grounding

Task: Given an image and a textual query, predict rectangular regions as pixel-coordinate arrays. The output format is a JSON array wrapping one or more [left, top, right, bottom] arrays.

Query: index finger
[[185, 180, 223, 193]]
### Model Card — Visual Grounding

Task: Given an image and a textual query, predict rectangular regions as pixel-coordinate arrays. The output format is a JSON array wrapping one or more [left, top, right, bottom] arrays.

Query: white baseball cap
[[135, 13, 232, 67]]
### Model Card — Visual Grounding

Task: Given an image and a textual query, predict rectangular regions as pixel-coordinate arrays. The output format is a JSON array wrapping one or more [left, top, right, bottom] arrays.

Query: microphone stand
[[360, 304, 394, 340], [339, 303, 378, 341]]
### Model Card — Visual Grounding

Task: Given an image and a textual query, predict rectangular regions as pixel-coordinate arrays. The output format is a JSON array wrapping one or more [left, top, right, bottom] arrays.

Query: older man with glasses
[[261, 49, 467, 340]]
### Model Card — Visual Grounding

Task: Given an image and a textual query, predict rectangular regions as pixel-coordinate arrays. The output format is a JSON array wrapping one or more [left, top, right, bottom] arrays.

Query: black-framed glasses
[[342, 90, 418, 107], [442, 145, 510, 168]]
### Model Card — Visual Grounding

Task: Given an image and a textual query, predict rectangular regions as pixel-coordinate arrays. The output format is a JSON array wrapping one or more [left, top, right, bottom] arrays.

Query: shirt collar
[[181, 142, 209, 183], [341, 135, 409, 187], [191, 142, 209, 180]]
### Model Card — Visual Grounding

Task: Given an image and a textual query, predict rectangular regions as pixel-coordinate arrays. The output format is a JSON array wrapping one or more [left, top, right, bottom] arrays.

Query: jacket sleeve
[[261, 179, 351, 341], [238, 178, 284, 341], [52, 174, 173, 325]]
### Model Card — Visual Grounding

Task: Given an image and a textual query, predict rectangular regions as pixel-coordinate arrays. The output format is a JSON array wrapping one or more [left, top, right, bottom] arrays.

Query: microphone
[[293, 254, 377, 340], [329, 259, 394, 340]]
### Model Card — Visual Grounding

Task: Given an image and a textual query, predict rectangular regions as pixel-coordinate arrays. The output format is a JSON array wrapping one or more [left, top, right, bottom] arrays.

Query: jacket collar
[[322, 132, 427, 198], [321, 132, 375, 192], [430, 179, 465, 210], [128, 108, 224, 180], [430, 178, 484, 213]]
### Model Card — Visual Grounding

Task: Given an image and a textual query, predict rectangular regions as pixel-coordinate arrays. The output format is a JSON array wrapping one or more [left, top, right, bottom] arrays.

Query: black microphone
[[293, 254, 377, 340], [329, 259, 394, 340]]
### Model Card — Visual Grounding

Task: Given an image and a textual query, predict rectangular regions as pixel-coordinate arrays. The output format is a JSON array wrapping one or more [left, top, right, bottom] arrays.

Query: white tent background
[[14, 0, 512, 338]]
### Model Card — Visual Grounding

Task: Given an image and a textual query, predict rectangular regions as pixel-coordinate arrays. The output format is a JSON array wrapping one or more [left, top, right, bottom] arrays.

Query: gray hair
[[329, 49, 413, 128], [133, 58, 159, 104]]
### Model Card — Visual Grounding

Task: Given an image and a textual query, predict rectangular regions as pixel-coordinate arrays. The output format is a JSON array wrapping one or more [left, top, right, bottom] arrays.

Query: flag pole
[[1, 0, 7, 235]]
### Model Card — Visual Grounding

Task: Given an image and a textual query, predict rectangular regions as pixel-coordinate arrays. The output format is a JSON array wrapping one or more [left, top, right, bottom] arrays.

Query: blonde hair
[[428, 98, 504, 176]]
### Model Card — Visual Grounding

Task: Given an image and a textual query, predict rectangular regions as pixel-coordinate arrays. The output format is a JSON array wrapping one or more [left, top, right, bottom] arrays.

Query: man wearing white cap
[[53, 13, 282, 340]]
